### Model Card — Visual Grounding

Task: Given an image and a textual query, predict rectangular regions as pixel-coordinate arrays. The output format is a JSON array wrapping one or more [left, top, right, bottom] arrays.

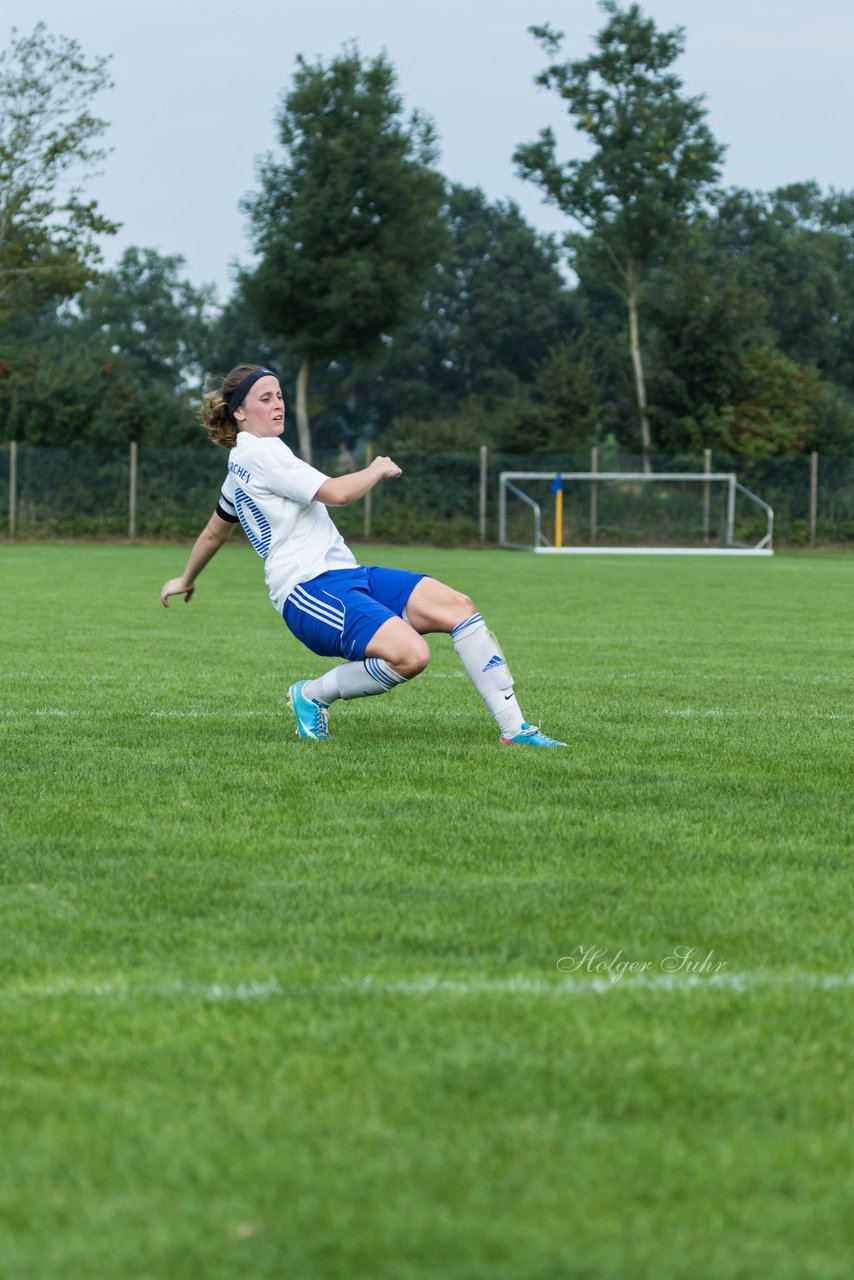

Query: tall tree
[[243, 44, 446, 462], [514, 0, 724, 468], [0, 22, 118, 323]]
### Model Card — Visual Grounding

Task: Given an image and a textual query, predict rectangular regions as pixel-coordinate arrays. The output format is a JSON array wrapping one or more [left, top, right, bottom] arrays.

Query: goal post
[[498, 471, 774, 555]]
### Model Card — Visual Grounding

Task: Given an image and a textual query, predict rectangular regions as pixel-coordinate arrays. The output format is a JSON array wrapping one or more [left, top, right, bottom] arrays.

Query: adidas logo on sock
[[482, 654, 506, 672]]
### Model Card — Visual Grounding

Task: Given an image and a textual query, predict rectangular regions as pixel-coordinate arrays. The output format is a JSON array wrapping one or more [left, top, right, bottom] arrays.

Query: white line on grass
[[2, 971, 852, 1003], [0, 708, 70, 717], [2, 703, 848, 721], [3, 672, 846, 686]]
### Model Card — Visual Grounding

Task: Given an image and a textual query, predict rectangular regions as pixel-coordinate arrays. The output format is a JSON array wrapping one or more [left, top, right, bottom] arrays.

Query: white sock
[[304, 658, 407, 705], [451, 613, 526, 737]]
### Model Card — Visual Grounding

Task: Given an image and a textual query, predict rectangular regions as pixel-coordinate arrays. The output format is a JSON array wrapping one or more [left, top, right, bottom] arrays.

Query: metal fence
[[1, 442, 852, 545]]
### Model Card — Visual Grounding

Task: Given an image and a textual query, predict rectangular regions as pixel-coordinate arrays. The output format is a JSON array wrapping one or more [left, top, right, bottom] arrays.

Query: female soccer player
[[160, 364, 564, 747]]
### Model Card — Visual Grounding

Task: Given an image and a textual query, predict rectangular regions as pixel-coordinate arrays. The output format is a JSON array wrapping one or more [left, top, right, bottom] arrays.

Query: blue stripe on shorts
[[283, 565, 425, 661]]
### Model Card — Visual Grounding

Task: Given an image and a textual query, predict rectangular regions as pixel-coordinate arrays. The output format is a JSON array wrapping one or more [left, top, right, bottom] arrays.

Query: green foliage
[[0, 249, 213, 446], [319, 184, 574, 442], [381, 397, 532, 453], [0, 334, 190, 448], [638, 198, 854, 457], [0, 22, 118, 322], [243, 45, 446, 365], [532, 334, 607, 446], [422, 185, 570, 397], [709, 184, 854, 399], [203, 290, 294, 390], [642, 227, 770, 453], [380, 334, 604, 455], [74, 247, 215, 397], [722, 347, 820, 457], [810, 380, 854, 456]]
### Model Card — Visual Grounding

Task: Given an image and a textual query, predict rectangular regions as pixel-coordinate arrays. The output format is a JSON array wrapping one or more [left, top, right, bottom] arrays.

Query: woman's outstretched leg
[[403, 578, 566, 747]]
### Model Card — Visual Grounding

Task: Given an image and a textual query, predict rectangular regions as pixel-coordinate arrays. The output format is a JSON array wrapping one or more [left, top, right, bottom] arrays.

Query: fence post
[[363, 442, 373, 540], [128, 441, 138, 541], [8, 440, 17, 538], [479, 445, 488, 544], [809, 450, 818, 546], [726, 473, 737, 547], [590, 445, 598, 546], [703, 448, 712, 544]]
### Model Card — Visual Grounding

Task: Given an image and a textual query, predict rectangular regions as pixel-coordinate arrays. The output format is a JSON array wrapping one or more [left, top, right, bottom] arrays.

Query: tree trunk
[[626, 268, 652, 473], [295, 357, 312, 463]]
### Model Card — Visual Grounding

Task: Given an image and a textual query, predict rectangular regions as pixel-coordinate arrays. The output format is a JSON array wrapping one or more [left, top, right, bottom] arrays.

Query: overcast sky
[[6, 0, 853, 298]]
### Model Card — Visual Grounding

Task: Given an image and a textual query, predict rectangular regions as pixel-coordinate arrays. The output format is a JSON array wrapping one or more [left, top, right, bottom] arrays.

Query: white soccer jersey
[[216, 432, 357, 611]]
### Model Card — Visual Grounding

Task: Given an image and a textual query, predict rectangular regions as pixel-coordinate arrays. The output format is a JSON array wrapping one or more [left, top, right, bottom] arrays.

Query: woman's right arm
[[160, 511, 236, 607]]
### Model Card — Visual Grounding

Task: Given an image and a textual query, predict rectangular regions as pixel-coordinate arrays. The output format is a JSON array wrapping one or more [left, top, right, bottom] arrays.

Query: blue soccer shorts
[[282, 565, 426, 661]]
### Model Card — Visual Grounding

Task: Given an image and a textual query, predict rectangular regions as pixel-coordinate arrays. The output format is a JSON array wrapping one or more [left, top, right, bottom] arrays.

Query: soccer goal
[[498, 471, 774, 555]]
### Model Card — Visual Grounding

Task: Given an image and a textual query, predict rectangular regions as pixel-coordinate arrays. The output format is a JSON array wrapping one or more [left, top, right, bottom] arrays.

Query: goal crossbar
[[498, 471, 774, 555]]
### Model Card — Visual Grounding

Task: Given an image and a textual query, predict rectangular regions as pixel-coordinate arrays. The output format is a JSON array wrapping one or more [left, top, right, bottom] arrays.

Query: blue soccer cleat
[[500, 722, 566, 748], [288, 680, 330, 740]]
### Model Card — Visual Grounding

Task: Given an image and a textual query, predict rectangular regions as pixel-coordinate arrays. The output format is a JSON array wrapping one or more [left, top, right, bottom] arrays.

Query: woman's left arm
[[313, 455, 402, 507]]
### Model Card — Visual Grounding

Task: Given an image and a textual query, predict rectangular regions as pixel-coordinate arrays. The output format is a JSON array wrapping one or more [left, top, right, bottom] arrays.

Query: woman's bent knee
[[392, 635, 431, 679], [406, 579, 477, 634]]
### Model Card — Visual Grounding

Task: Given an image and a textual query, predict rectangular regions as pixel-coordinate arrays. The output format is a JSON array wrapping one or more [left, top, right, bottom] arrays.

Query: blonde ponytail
[[199, 387, 236, 448]]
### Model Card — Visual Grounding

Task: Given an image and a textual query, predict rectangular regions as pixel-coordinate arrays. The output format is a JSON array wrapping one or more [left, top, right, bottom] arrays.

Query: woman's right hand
[[160, 577, 196, 608]]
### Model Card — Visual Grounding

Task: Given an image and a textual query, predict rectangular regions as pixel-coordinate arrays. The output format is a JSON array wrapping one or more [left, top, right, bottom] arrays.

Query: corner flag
[[551, 473, 563, 549]]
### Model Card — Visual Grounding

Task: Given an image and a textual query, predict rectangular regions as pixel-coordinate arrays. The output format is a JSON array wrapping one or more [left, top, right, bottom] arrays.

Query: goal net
[[499, 471, 774, 555]]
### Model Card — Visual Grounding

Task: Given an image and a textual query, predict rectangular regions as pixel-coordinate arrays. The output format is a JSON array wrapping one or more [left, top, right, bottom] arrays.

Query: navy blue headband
[[226, 368, 278, 422]]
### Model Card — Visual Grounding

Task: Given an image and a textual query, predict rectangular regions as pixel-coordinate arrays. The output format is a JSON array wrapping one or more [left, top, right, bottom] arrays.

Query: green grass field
[[1, 542, 852, 1279]]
